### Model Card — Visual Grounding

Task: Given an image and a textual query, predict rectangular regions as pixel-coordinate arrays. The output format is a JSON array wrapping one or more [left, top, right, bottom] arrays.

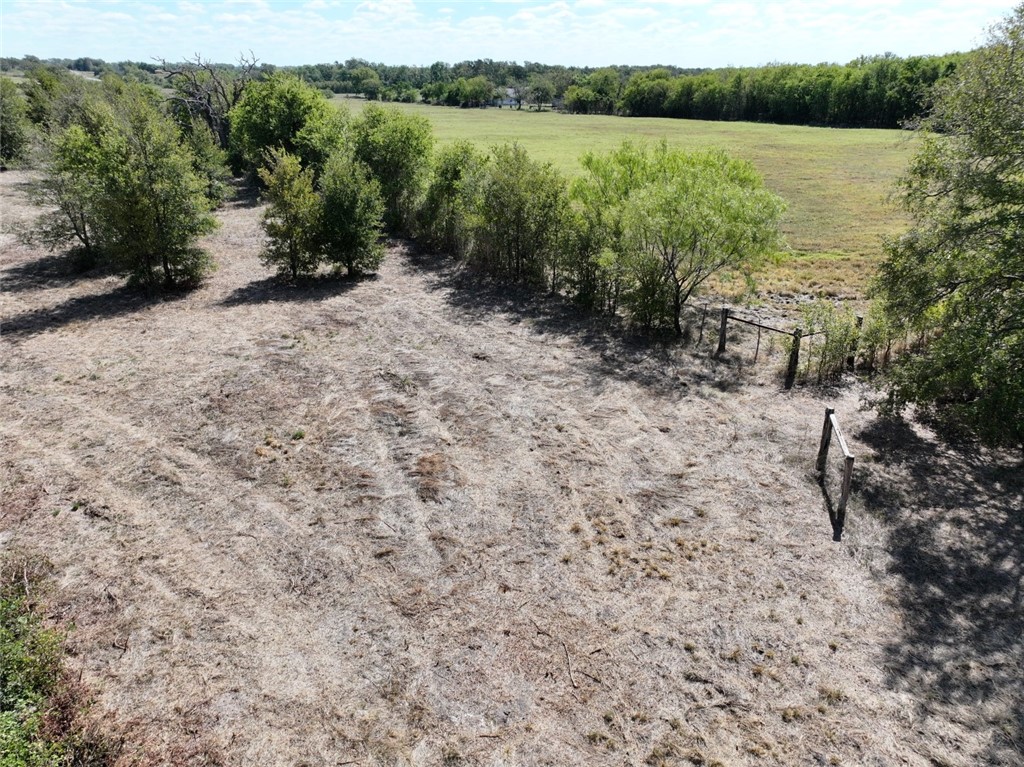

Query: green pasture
[[339, 97, 915, 298]]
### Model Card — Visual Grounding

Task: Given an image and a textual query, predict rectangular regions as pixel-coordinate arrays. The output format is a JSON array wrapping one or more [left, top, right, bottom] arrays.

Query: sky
[[0, 0, 1014, 69]]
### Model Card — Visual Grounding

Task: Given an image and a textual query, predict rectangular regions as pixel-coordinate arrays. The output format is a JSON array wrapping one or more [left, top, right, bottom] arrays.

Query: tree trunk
[[673, 286, 683, 336]]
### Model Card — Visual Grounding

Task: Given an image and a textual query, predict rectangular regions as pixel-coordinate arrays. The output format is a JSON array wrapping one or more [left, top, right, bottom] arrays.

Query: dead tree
[[159, 52, 259, 148]]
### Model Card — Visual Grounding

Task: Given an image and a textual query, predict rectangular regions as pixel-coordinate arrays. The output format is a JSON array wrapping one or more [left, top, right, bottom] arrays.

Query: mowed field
[[2, 161, 1022, 766], [340, 98, 915, 301]]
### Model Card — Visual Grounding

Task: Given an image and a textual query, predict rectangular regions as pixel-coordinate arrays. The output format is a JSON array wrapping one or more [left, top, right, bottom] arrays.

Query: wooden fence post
[[815, 407, 835, 472], [716, 308, 730, 355], [698, 304, 708, 345], [784, 328, 802, 389], [838, 455, 855, 514]]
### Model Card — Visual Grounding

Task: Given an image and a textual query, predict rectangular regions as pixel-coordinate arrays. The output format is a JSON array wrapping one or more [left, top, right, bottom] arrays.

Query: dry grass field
[[1, 170, 1021, 766]]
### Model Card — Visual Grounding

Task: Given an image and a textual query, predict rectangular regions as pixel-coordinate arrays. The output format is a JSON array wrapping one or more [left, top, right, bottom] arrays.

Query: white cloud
[[1, 0, 1012, 68]]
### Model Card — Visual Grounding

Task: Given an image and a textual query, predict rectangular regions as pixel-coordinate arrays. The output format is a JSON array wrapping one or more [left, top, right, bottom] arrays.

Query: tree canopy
[[573, 142, 785, 334], [874, 4, 1024, 446], [40, 78, 219, 289], [349, 103, 433, 233], [0, 78, 31, 164], [228, 73, 345, 177]]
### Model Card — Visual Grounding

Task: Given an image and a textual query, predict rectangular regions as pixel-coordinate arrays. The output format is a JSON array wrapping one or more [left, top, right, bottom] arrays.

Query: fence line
[[715, 308, 804, 389], [714, 307, 855, 389]]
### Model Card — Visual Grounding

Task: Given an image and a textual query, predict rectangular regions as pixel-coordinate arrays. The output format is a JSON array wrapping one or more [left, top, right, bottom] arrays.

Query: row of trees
[[412, 140, 785, 337], [8, 63, 435, 287], [6, 50, 964, 129], [212, 70, 785, 337], [618, 55, 965, 127]]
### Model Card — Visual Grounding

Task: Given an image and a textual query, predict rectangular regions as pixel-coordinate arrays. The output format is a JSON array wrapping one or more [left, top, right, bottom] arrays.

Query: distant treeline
[[3, 51, 967, 128], [1, 55, 170, 86], [618, 55, 966, 127]]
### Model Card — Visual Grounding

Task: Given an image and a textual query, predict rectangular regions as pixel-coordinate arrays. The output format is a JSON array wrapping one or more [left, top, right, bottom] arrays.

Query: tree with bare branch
[[160, 53, 259, 150]]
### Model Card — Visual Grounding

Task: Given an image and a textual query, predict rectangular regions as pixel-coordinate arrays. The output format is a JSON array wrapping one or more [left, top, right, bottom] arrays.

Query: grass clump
[[0, 557, 116, 767]]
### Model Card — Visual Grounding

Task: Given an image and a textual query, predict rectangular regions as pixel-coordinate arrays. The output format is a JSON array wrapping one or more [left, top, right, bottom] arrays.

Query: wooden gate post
[[815, 407, 835, 472], [784, 328, 802, 389], [716, 308, 730, 355]]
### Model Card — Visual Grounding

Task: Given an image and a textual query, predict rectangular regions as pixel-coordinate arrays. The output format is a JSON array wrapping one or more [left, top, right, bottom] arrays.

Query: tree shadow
[[0, 250, 107, 294], [220, 273, 371, 306], [2, 284, 185, 340], [406, 246, 748, 398], [223, 178, 263, 210], [856, 417, 1024, 763]]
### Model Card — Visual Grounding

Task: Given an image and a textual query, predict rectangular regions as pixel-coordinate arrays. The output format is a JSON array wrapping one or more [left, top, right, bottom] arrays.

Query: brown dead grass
[[1, 171, 1021, 766]]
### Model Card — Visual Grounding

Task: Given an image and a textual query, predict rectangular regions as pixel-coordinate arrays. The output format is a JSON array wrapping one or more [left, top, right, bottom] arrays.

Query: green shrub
[[572, 142, 785, 335], [468, 143, 569, 287], [229, 73, 346, 178], [349, 103, 433, 234], [317, 150, 386, 276], [0, 557, 115, 767], [32, 78, 218, 289], [259, 148, 321, 280], [800, 300, 860, 383], [858, 300, 900, 371], [0, 78, 31, 165], [416, 140, 487, 258]]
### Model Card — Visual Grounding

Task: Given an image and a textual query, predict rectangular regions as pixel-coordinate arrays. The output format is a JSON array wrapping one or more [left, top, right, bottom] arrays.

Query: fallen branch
[[562, 641, 578, 688]]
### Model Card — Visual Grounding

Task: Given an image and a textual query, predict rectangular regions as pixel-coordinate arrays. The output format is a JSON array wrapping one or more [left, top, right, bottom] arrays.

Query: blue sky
[[1, 0, 1013, 68]]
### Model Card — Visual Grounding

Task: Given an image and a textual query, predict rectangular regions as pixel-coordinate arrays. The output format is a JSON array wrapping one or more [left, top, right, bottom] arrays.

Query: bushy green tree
[[317, 151, 385, 276], [351, 66, 382, 100], [31, 78, 218, 288], [574, 142, 785, 334], [349, 103, 433, 233], [0, 78, 31, 164], [28, 124, 106, 266], [258, 148, 321, 279], [468, 143, 569, 287], [416, 140, 488, 258], [528, 74, 555, 110], [874, 5, 1024, 446], [229, 73, 346, 177]]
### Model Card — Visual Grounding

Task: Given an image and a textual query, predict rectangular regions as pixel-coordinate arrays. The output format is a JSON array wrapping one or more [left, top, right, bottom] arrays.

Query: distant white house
[[496, 87, 517, 108]]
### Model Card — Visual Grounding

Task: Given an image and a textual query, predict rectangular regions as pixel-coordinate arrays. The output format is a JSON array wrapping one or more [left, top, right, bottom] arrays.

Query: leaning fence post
[[698, 304, 708, 345], [716, 308, 730, 355], [838, 454, 855, 514], [784, 328, 802, 389], [815, 407, 835, 472]]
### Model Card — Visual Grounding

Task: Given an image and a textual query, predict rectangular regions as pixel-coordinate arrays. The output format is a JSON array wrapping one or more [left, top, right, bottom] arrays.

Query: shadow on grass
[[817, 473, 847, 542], [224, 178, 263, 210], [220, 273, 372, 306], [404, 245, 745, 397], [856, 417, 1024, 763], [0, 251, 107, 294], [1, 284, 187, 340]]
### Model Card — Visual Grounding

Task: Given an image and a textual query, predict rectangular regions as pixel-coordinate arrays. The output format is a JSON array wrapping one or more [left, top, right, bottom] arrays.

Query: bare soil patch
[[2, 171, 1020, 766]]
